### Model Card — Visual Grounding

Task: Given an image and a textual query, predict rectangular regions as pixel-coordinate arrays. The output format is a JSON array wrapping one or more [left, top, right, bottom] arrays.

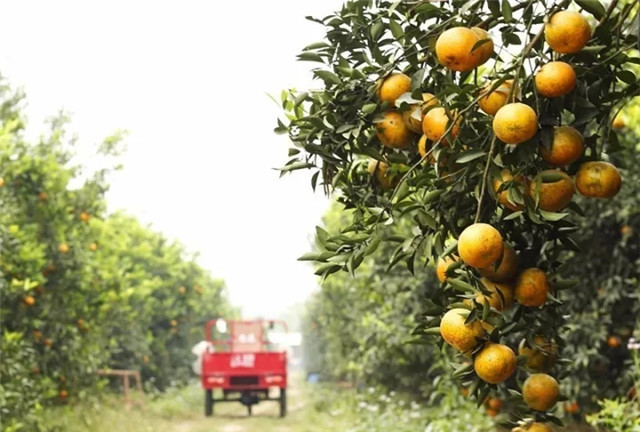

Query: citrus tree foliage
[[559, 130, 640, 410], [303, 203, 446, 392], [303, 134, 640, 417], [279, 0, 640, 428], [0, 78, 235, 431]]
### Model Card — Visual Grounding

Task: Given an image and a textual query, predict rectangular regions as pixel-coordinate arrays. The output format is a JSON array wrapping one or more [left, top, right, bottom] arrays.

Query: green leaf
[[448, 279, 476, 293], [298, 251, 333, 262], [455, 150, 486, 164], [297, 52, 324, 63], [389, 19, 404, 41], [314, 70, 341, 86], [370, 21, 383, 40], [423, 189, 444, 203], [539, 210, 569, 221], [501, 0, 512, 22], [575, 0, 606, 19], [487, 1, 500, 17], [617, 70, 637, 84], [314, 263, 342, 276], [362, 103, 378, 115], [316, 226, 329, 245], [411, 69, 426, 91], [441, 240, 458, 258], [504, 211, 523, 221], [423, 327, 442, 335], [302, 42, 330, 51]]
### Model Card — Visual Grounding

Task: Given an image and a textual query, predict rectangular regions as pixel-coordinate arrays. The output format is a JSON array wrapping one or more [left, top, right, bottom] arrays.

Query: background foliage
[[0, 77, 235, 431]]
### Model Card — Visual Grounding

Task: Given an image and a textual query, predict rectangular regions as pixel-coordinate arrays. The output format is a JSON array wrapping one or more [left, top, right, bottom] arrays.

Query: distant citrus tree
[[0, 76, 235, 431], [278, 1, 640, 429]]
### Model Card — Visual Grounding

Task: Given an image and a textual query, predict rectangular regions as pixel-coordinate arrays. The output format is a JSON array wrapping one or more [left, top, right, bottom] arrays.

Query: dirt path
[[171, 374, 329, 432]]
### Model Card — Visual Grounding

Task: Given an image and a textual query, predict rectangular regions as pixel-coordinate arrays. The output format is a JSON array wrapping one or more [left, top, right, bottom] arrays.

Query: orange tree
[[0, 77, 234, 431], [277, 1, 640, 429], [302, 203, 447, 392]]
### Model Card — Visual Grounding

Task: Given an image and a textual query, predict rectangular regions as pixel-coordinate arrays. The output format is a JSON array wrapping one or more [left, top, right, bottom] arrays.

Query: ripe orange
[[486, 397, 503, 410], [612, 115, 625, 129], [470, 27, 494, 65], [493, 103, 538, 144], [59, 243, 70, 254], [33, 330, 42, 340], [522, 373, 560, 411], [545, 11, 591, 54], [458, 223, 504, 269], [474, 343, 517, 384], [478, 244, 518, 282], [171, 319, 178, 327], [518, 423, 553, 432], [43, 338, 53, 347], [143, 355, 150, 363], [478, 80, 512, 116], [38, 192, 48, 201], [377, 73, 412, 106], [474, 278, 515, 311], [376, 110, 415, 148], [486, 408, 499, 417], [515, 268, 549, 307], [422, 107, 459, 143], [575, 161, 622, 199], [89, 242, 98, 251], [403, 93, 439, 133], [436, 255, 458, 283], [607, 335, 621, 348], [23, 295, 36, 307], [436, 27, 492, 71], [77, 319, 85, 327], [541, 126, 584, 167], [368, 159, 400, 190], [519, 335, 558, 372], [0, 177, 4, 187], [440, 308, 486, 353], [492, 170, 526, 211], [565, 401, 580, 414], [535, 61, 576, 98], [417, 135, 436, 164], [80, 212, 90, 222], [179, 286, 187, 295], [59, 390, 68, 399], [529, 170, 575, 212]]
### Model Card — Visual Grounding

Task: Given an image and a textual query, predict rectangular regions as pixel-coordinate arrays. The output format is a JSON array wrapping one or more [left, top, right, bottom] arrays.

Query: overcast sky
[[0, 0, 346, 317]]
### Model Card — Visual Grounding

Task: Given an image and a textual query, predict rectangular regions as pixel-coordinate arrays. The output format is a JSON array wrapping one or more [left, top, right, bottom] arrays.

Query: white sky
[[0, 0, 346, 317]]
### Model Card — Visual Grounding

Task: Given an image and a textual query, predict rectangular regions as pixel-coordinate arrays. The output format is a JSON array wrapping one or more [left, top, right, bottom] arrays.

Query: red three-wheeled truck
[[200, 319, 288, 417]]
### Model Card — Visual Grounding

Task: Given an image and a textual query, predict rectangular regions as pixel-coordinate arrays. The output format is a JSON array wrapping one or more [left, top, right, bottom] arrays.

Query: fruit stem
[[474, 135, 498, 223]]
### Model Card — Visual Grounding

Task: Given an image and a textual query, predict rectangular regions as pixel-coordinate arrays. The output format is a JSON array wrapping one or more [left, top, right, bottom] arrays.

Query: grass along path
[[44, 373, 353, 432], [44, 372, 596, 432]]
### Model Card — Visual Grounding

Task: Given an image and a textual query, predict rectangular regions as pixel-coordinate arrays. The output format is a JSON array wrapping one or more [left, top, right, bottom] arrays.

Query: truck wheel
[[279, 388, 287, 417], [205, 390, 213, 417]]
